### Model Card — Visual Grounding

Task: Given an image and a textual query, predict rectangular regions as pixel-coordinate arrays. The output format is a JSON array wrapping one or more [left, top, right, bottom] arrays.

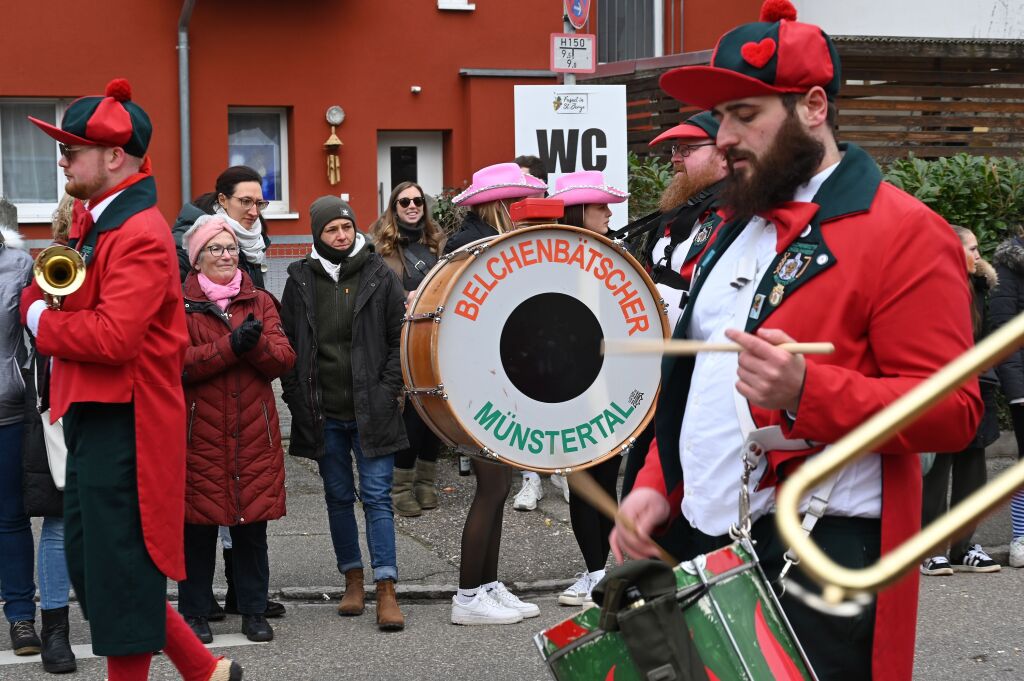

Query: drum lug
[[404, 384, 448, 400], [659, 298, 669, 314], [619, 437, 636, 453], [480, 447, 499, 460], [403, 305, 444, 323]]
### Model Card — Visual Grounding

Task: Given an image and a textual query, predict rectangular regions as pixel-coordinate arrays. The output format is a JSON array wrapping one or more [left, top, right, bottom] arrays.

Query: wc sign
[[514, 85, 629, 229]]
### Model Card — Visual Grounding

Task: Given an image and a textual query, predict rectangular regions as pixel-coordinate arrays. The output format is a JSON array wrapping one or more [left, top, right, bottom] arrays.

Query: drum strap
[[738, 427, 838, 592]]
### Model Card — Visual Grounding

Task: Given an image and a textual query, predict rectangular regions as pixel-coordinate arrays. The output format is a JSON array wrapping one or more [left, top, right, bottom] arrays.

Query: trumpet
[[33, 245, 86, 310], [776, 310, 1024, 605]]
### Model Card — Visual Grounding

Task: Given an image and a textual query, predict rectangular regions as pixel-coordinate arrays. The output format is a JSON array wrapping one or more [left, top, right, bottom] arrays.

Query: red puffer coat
[[182, 271, 295, 526]]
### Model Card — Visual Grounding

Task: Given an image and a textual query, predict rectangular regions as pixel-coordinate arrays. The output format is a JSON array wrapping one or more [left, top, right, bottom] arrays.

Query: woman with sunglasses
[[172, 166, 271, 287], [444, 163, 547, 625], [372, 182, 445, 518], [176, 216, 295, 644]]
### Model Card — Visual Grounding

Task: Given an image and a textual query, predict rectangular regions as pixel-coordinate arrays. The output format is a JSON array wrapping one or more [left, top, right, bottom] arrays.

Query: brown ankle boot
[[375, 580, 405, 631], [338, 568, 365, 616]]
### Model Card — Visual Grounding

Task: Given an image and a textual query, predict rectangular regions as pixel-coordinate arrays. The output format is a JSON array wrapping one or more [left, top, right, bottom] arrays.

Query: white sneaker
[[487, 583, 540, 618], [550, 474, 571, 503], [559, 572, 593, 606], [513, 476, 543, 511], [451, 590, 523, 625], [1010, 536, 1024, 568]]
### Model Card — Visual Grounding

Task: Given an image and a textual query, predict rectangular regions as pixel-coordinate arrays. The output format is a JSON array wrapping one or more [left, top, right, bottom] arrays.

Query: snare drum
[[401, 224, 669, 472]]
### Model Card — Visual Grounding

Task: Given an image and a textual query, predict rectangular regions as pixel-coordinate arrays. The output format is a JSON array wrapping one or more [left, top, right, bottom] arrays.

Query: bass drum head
[[434, 225, 668, 472]]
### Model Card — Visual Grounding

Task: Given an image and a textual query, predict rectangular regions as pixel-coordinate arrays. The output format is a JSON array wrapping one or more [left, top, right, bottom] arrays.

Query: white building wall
[[792, 0, 1024, 39]]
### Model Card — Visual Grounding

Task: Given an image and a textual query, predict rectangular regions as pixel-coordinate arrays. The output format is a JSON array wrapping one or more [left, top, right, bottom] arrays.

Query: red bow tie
[[758, 201, 820, 253]]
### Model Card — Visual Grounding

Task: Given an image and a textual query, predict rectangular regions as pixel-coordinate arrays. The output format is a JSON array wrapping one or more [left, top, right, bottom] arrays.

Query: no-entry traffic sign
[[563, 0, 591, 30]]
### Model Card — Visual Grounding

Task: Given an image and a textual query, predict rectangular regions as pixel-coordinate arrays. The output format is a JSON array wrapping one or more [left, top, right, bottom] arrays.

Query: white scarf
[[310, 233, 366, 282], [215, 205, 266, 268]]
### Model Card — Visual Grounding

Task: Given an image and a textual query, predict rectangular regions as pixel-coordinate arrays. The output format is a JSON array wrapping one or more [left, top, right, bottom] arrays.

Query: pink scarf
[[198, 271, 242, 310]]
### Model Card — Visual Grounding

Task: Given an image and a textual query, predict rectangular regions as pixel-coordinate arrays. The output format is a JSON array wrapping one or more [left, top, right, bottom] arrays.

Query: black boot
[[40, 606, 76, 674], [9, 620, 41, 656], [241, 614, 274, 642]]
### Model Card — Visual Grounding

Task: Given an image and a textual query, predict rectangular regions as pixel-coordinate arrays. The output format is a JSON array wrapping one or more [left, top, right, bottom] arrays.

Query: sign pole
[[562, 15, 576, 86]]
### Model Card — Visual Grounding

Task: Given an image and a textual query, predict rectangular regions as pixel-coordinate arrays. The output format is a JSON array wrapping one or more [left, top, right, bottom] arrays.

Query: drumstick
[[602, 339, 835, 356], [566, 470, 678, 566]]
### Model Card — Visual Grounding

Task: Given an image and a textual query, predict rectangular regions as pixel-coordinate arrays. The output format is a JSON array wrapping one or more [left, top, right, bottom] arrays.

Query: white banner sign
[[514, 85, 629, 230]]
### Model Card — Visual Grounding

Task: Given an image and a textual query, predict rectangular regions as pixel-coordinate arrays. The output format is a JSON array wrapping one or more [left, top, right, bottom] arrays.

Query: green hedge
[[883, 154, 1024, 257]]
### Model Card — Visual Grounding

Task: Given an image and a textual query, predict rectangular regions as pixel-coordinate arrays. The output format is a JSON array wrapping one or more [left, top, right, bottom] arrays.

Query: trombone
[[33, 245, 85, 310], [776, 310, 1024, 605]]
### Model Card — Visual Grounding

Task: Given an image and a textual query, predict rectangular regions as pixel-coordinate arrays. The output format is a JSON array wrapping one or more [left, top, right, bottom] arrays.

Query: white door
[[376, 132, 444, 214]]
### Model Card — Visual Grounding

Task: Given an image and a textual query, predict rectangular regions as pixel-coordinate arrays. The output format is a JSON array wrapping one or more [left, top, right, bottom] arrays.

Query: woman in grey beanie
[[279, 196, 409, 631]]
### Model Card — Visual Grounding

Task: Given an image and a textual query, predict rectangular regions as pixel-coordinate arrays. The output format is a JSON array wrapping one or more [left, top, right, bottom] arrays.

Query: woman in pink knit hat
[[177, 216, 295, 645]]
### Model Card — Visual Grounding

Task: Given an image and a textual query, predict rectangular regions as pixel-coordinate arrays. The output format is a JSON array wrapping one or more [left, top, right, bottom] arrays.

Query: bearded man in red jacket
[[22, 80, 241, 681], [610, 2, 982, 680]]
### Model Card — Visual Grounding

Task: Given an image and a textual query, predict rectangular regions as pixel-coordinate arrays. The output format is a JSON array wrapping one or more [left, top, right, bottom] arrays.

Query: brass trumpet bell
[[33, 245, 85, 310]]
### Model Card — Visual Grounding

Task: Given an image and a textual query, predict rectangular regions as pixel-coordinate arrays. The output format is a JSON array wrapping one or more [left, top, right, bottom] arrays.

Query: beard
[[64, 166, 109, 201], [658, 159, 723, 213], [720, 112, 825, 222]]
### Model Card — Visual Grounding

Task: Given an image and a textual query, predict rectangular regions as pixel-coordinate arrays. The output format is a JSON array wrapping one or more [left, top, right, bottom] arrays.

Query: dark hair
[[780, 93, 838, 134], [192, 165, 265, 220], [562, 204, 585, 229], [514, 155, 548, 184]]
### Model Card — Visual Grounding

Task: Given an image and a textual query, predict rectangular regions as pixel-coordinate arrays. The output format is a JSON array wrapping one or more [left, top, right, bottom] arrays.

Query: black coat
[[990, 238, 1024, 401], [21, 354, 62, 518], [279, 245, 409, 459], [441, 212, 498, 255], [171, 202, 269, 288], [970, 263, 1001, 449]]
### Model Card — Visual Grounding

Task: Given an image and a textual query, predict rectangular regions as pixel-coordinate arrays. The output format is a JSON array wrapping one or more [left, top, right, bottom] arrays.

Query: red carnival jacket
[[635, 144, 983, 681]]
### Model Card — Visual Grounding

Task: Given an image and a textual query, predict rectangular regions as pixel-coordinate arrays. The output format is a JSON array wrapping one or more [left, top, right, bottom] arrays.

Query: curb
[[161, 578, 578, 604]]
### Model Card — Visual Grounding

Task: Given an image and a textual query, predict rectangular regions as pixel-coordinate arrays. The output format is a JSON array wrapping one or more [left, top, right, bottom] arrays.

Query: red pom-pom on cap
[[760, 0, 797, 22], [104, 78, 132, 103]]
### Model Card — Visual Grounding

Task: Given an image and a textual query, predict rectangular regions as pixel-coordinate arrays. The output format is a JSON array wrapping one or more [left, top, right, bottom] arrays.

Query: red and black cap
[[649, 111, 720, 146], [29, 78, 152, 158], [659, 0, 840, 110]]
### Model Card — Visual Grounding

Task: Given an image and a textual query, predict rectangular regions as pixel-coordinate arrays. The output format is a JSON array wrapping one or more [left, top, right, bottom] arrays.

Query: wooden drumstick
[[602, 339, 835, 356], [566, 469, 678, 566]]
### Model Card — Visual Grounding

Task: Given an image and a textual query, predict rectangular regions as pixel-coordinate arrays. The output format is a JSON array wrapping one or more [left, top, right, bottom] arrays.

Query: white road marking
[[0, 633, 264, 666]]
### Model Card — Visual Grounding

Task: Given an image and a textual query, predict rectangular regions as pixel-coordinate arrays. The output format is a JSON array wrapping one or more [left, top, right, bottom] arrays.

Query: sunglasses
[[58, 143, 96, 161], [396, 196, 425, 208]]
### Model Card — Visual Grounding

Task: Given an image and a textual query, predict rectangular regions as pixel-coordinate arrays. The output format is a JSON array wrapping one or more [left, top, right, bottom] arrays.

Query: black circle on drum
[[499, 292, 604, 404]]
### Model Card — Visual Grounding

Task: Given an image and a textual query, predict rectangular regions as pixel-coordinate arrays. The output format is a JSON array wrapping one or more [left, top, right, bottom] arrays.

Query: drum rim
[[407, 223, 671, 473]]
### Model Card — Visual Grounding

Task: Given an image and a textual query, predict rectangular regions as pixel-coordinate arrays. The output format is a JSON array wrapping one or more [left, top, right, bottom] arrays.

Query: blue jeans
[[319, 419, 397, 582], [38, 516, 71, 610], [0, 422, 36, 622]]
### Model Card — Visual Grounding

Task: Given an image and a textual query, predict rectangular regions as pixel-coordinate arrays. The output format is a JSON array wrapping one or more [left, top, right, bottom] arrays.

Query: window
[[227, 108, 290, 214], [438, 0, 475, 10], [0, 100, 68, 222], [598, 0, 657, 63]]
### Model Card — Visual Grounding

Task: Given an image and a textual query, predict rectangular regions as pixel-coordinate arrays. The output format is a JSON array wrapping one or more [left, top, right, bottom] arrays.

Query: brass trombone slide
[[776, 310, 1024, 605]]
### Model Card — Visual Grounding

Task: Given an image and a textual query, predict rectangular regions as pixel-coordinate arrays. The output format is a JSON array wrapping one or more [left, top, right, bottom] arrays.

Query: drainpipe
[[178, 0, 197, 205], [653, 0, 665, 57]]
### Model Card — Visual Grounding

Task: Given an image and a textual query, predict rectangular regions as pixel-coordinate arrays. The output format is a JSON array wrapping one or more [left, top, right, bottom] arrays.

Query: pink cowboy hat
[[548, 171, 629, 207], [453, 162, 548, 206]]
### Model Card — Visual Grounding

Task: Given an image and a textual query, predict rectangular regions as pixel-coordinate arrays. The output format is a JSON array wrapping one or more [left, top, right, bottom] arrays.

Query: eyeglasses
[[205, 244, 239, 257], [670, 142, 717, 158], [230, 195, 270, 211], [396, 196, 425, 208], [58, 144, 95, 161]]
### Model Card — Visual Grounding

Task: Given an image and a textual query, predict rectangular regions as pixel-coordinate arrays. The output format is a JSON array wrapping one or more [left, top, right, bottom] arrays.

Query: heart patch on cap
[[740, 38, 777, 69]]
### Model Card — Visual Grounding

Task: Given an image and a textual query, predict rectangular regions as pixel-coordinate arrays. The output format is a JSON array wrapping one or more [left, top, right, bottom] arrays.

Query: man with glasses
[[22, 79, 242, 681]]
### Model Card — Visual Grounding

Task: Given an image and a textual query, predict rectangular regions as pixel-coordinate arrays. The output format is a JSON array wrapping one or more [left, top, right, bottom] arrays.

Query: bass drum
[[401, 224, 669, 473]]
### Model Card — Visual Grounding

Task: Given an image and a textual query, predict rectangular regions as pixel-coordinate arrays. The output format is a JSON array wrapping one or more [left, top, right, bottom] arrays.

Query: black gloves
[[230, 312, 263, 355]]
